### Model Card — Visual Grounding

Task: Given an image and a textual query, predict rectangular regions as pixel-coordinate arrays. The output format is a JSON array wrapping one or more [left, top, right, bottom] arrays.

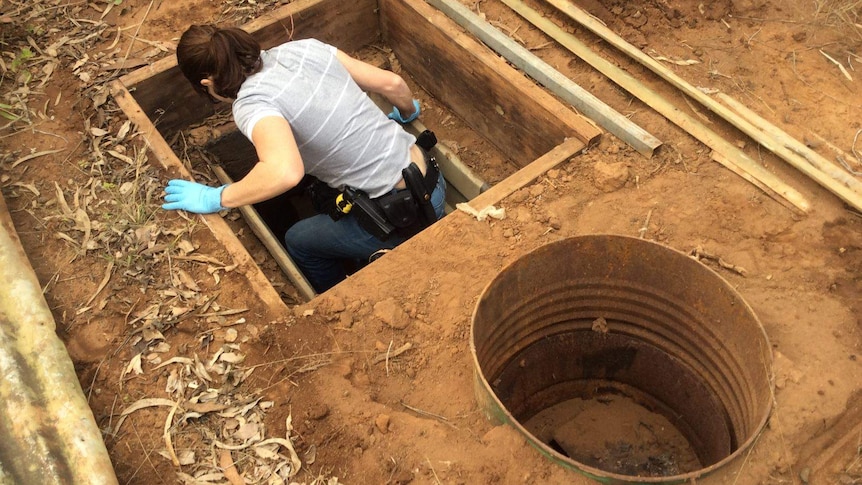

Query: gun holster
[[402, 162, 437, 227], [343, 187, 397, 240]]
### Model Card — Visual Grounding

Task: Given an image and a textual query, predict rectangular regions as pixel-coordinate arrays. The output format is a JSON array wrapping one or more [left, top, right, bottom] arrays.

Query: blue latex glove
[[388, 99, 421, 123], [162, 179, 227, 214]]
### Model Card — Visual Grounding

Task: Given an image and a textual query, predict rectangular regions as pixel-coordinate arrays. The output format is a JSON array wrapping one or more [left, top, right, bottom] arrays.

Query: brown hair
[[176, 25, 262, 100]]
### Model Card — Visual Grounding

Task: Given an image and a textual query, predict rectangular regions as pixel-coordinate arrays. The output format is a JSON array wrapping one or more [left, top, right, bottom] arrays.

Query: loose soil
[[2, 0, 861, 484]]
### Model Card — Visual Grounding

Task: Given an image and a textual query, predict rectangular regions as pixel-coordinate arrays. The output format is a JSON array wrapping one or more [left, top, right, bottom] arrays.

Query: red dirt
[[2, 0, 861, 484]]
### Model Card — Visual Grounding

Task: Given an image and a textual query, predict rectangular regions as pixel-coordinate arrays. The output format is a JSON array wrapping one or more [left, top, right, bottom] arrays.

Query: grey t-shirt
[[232, 39, 416, 198]]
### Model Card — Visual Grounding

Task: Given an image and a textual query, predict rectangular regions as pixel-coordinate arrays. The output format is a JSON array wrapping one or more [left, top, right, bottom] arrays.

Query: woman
[[163, 25, 446, 293]]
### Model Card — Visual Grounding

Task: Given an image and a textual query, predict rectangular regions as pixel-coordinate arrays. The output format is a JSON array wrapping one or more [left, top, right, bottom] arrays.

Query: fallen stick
[[543, 0, 859, 212], [638, 209, 652, 238], [690, 246, 747, 276], [372, 342, 413, 364], [819, 49, 853, 81], [501, 0, 810, 214]]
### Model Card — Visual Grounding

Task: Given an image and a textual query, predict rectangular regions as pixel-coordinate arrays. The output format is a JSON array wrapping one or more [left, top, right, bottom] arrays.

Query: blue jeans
[[285, 173, 446, 293]]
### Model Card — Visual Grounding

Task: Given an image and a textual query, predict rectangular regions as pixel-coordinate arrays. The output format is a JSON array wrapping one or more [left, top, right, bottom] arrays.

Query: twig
[[400, 401, 450, 422], [820, 49, 854, 81], [372, 342, 413, 364], [839, 156, 862, 176], [112, 0, 155, 77], [690, 246, 748, 276], [426, 457, 442, 485], [385, 340, 393, 376], [638, 209, 652, 239], [853, 129, 862, 167]]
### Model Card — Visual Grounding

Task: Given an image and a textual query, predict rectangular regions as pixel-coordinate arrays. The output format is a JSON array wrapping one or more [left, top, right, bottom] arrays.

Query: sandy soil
[[2, 0, 861, 484]]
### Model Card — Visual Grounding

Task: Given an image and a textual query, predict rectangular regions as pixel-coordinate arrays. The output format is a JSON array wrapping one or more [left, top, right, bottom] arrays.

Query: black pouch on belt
[[377, 190, 420, 230], [306, 179, 342, 218]]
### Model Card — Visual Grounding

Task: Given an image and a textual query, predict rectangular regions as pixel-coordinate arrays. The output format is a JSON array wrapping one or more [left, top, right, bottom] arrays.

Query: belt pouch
[[307, 179, 342, 219], [377, 190, 420, 229]]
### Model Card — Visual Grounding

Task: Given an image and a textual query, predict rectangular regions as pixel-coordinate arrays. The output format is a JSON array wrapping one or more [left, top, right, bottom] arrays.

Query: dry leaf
[[177, 268, 201, 291], [112, 398, 177, 436], [122, 353, 143, 378], [177, 450, 196, 466], [233, 422, 260, 441], [219, 352, 245, 364]]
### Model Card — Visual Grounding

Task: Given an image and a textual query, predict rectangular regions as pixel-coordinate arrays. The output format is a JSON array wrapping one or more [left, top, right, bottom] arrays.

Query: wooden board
[[428, 0, 661, 158], [379, 0, 600, 167], [210, 166, 317, 301], [118, 0, 379, 141], [467, 138, 585, 211], [501, 0, 809, 214], [109, 80, 291, 312]]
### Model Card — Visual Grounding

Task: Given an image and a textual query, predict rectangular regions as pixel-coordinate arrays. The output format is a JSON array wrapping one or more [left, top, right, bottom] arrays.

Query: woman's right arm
[[219, 115, 306, 208]]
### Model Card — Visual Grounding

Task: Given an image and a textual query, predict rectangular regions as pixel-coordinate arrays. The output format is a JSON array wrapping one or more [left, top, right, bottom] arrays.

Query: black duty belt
[[330, 130, 441, 241]]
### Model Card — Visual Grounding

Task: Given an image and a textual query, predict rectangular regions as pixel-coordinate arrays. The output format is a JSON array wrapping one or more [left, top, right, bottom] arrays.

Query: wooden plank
[[426, 0, 661, 158], [502, 0, 809, 214], [379, 0, 601, 167], [711, 152, 807, 213], [119, 0, 379, 141], [718, 93, 862, 212], [242, 0, 379, 52], [545, 0, 856, 211], [210, 166, 317, 301], [109, 80, 294, 308], [467, 137, 585, 211]]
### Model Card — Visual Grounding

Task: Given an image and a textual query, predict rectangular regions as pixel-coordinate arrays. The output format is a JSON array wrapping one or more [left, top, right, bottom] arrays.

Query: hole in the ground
[[180, 80, 495, 296], [471, 235, 774, 483], [114, 0, 600, 303]]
